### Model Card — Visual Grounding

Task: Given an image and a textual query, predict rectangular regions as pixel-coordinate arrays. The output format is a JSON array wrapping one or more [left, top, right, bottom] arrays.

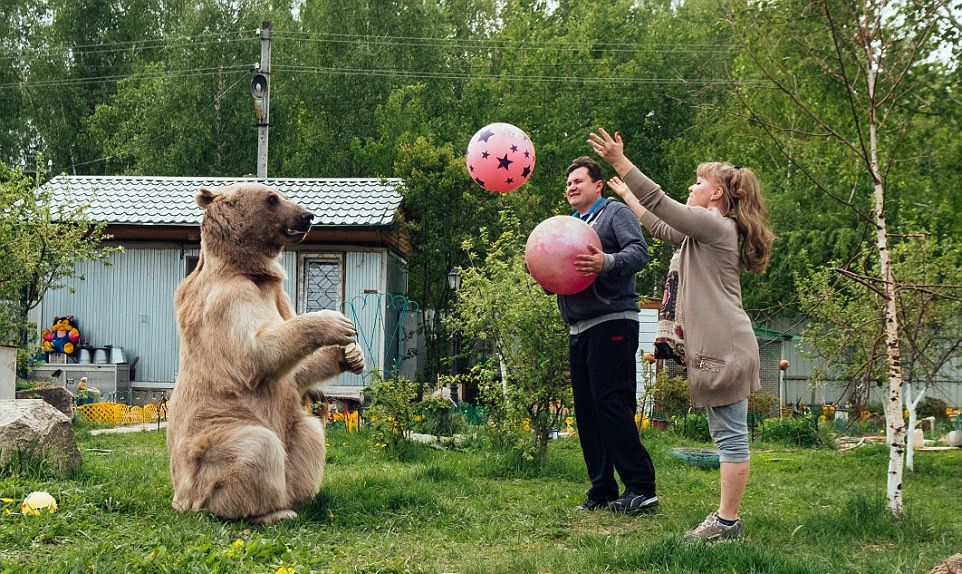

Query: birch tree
[[730, 0, 951, 517]]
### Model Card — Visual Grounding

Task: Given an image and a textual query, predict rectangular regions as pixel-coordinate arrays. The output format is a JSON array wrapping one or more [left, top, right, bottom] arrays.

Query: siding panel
[[41, 247, 184, 383]]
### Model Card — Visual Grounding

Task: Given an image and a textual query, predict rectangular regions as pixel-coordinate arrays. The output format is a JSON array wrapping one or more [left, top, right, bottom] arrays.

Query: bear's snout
[[290, 211, 314, 232]]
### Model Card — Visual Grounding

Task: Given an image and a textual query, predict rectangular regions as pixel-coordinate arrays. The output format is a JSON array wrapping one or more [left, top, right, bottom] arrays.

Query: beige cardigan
[[624, 168, 760, 407]]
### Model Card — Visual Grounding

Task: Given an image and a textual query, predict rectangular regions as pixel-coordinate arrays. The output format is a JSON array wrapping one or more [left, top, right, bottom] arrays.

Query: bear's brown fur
[[167, 182, 364, 524]]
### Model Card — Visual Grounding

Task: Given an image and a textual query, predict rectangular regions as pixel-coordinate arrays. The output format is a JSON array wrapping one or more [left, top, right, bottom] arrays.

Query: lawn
[[0, 425, 960, 573]]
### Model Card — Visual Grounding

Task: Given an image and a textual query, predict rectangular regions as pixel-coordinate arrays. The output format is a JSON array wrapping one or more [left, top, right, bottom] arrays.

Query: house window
[[301, 255, 343, 312], [184, 255, 199, 277]]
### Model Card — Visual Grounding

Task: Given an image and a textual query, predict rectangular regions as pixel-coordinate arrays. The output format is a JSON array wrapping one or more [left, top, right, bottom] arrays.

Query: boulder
[[16, 386, 74, 418], [0, 399, 81, 476], [946, 430, 962, 448], [926, 554, 962, 574]]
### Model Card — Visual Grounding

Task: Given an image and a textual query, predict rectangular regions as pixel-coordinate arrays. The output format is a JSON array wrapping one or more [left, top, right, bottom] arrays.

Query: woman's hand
[[588, 128, 634, 175], [608, 176, 647, 218], [607, 176, 630, 200]]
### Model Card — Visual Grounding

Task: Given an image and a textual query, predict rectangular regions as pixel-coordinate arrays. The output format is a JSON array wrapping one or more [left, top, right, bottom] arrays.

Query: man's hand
[[574, 244, 605, 275]]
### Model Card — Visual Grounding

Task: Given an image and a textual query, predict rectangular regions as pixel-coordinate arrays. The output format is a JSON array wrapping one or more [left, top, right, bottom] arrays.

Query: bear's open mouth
[[285, 227, 308, 237]]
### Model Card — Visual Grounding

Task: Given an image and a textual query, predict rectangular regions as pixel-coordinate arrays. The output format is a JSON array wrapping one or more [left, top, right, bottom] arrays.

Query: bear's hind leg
[[199, 425, 293, 521], [284, 414, 327, 504]]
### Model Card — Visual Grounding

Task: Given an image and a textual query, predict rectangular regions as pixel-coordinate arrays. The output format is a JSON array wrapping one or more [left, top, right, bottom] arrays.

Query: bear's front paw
[[339, 343, 365, 374], [309, 310, 357, 346]]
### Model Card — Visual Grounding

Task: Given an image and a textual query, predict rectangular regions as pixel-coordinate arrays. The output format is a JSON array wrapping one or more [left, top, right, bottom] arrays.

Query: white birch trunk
[[866, 55, 906, 519], [904, 383, 926, 472]]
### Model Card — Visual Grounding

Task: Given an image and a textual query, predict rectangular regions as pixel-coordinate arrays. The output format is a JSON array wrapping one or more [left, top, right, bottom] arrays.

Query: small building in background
[[30, 176, 418, 402]]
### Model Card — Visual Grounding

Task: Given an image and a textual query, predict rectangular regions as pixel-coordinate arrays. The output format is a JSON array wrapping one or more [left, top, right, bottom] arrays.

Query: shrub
[[917, 396, 950, 421], [759, 416, 836, 448], [748, 391, 779, 417], [363, 370, 419, 458], [674, 412, 711, 442], [448, 210, 572, 465], [416, 395, 463, 438], [650, 371, 689, 417]]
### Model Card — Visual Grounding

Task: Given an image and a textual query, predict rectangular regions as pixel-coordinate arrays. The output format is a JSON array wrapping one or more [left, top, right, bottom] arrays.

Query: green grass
[[0, 426, 960, 573]]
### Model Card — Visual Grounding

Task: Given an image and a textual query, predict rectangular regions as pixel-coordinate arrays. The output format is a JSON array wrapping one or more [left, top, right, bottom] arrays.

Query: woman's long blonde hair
[[697, 162, 774, 274]]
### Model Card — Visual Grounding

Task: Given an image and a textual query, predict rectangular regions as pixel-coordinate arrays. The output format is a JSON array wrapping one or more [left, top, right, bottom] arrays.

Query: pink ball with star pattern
[[466, 122, 536, 193]]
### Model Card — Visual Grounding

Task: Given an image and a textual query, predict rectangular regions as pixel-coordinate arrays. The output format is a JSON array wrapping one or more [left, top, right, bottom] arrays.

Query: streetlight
[[446, 267, 462, 292], [446, 267, 462, 403]]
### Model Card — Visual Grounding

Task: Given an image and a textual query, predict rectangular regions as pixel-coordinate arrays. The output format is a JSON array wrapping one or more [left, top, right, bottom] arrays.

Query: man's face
[[566, 167, 603, 214]]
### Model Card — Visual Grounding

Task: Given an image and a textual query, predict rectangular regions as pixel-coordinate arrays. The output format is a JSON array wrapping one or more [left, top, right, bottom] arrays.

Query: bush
[[748, 391, 779, 417], [759, 416, 836, 448], [674, 412, 711, 442], [363, 370, 419, 458], [416, 395, 464, 438], [650, 371, 689, 417], [917, 396, 949, 421]]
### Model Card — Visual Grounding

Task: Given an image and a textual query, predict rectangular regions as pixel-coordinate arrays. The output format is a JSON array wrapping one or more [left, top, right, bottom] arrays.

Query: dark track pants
[[570, 319, 656, 499]]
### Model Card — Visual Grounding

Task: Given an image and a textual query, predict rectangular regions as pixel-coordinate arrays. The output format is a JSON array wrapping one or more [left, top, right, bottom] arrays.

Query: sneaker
[[607, 491, 659, 514], [684, 512, 742, 542], [577, 496, 615, 511]]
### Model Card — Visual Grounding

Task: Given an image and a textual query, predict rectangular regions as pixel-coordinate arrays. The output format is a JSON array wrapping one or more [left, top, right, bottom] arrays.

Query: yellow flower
[[1, 498, 13, 504], [232, 539, 245, 549], [275, 567, 295, 574]]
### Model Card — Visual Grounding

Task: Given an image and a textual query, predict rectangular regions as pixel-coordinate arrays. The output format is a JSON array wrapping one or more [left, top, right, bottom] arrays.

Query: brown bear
[[166, 182, 364, 524]]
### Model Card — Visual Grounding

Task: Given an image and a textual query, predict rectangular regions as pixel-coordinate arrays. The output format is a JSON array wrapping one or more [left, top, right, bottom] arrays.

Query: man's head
[[565, 156, 604, 215]]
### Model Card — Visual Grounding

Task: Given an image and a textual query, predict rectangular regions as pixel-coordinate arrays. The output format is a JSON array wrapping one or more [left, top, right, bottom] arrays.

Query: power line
[[271, 30, 733, 54], [270, 63, 768, 87], [0, 31, 251, 61], [0, 65, 252, 90], [63, 71, 251, 171]]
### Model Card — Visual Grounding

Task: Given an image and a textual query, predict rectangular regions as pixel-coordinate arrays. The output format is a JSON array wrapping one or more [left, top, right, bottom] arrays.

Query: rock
[[926, 554, 962, 574], [0, 399, 81, 476], [16, 386, 74, 418], [946, 430, 962, 448]]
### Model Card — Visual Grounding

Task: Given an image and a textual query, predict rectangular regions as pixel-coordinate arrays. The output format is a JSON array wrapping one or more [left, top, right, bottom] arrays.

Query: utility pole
[[252, 21, 272, 178]]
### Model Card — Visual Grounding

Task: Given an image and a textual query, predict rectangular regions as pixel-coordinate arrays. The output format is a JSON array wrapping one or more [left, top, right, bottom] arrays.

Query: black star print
[[523, 150, 530, 158], [510, 145, 518, 152], [477, 129, 495, 143], [506, 178, 514, 184], [481, 151, 490, 159], [475, 177, 485, 187], [521, 165, 531, 177], [497, 154, 513, 170], [469, 165, 474, 172]]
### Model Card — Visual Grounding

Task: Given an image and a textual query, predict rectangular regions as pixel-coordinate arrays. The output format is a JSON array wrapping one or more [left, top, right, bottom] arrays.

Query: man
[[561, 156, 657, 513]]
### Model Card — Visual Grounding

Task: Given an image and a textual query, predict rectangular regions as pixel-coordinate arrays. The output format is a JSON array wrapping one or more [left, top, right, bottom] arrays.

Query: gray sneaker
[[684, 512, 742, 542]]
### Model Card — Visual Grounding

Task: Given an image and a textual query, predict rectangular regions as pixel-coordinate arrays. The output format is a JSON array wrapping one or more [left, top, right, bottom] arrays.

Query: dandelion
[[232, 539, 245, 549], [275, 567, 295, 574]]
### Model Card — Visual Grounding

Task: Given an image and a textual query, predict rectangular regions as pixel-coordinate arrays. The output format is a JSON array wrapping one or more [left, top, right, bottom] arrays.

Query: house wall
[[40, 247, 183, 383], [39, 244, 406, 398]]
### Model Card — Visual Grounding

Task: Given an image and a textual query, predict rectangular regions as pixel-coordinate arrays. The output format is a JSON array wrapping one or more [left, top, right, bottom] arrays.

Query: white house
[[31, 175, 418, 402]]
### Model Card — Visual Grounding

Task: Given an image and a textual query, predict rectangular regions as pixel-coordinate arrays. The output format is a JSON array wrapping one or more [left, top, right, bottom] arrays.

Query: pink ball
[[525, 216, 601, 295], [466, 122, 536, 193]]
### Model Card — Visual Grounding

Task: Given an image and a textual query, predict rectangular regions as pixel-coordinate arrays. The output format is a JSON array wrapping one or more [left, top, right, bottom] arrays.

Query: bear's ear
[[196, 187, 219, 210]]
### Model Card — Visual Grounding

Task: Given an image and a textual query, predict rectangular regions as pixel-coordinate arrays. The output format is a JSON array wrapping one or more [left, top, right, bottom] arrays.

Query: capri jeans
[[706, 398, 750, 463]]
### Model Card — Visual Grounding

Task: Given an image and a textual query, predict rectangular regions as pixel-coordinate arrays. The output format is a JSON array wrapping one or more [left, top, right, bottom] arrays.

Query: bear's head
[[195, 183, 315, 258]]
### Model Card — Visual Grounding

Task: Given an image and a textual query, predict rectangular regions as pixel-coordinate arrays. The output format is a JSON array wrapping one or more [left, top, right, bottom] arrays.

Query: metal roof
[[40, 175, 405, 227]]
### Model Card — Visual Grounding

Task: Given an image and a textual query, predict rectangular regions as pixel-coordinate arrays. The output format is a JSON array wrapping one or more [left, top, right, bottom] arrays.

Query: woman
[[588, 128, 774, 541]]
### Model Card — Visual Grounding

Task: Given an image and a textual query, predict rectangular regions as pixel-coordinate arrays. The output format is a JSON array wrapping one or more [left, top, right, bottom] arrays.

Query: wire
[[63, 71, 251, 171], [271, 63, 768, 87], [272, 31, 733, 55], [0, 31, 251, 62], [0, 65, 252, 90], [271, 30, 733, 54]]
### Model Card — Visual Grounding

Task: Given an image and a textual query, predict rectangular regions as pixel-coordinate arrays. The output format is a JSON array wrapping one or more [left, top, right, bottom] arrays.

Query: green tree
[[0, 162, 117, 360], [447, 209, 571, 465]]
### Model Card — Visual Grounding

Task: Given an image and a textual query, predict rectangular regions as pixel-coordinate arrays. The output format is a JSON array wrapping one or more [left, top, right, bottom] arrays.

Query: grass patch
[[0, 429, 958, 573]]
